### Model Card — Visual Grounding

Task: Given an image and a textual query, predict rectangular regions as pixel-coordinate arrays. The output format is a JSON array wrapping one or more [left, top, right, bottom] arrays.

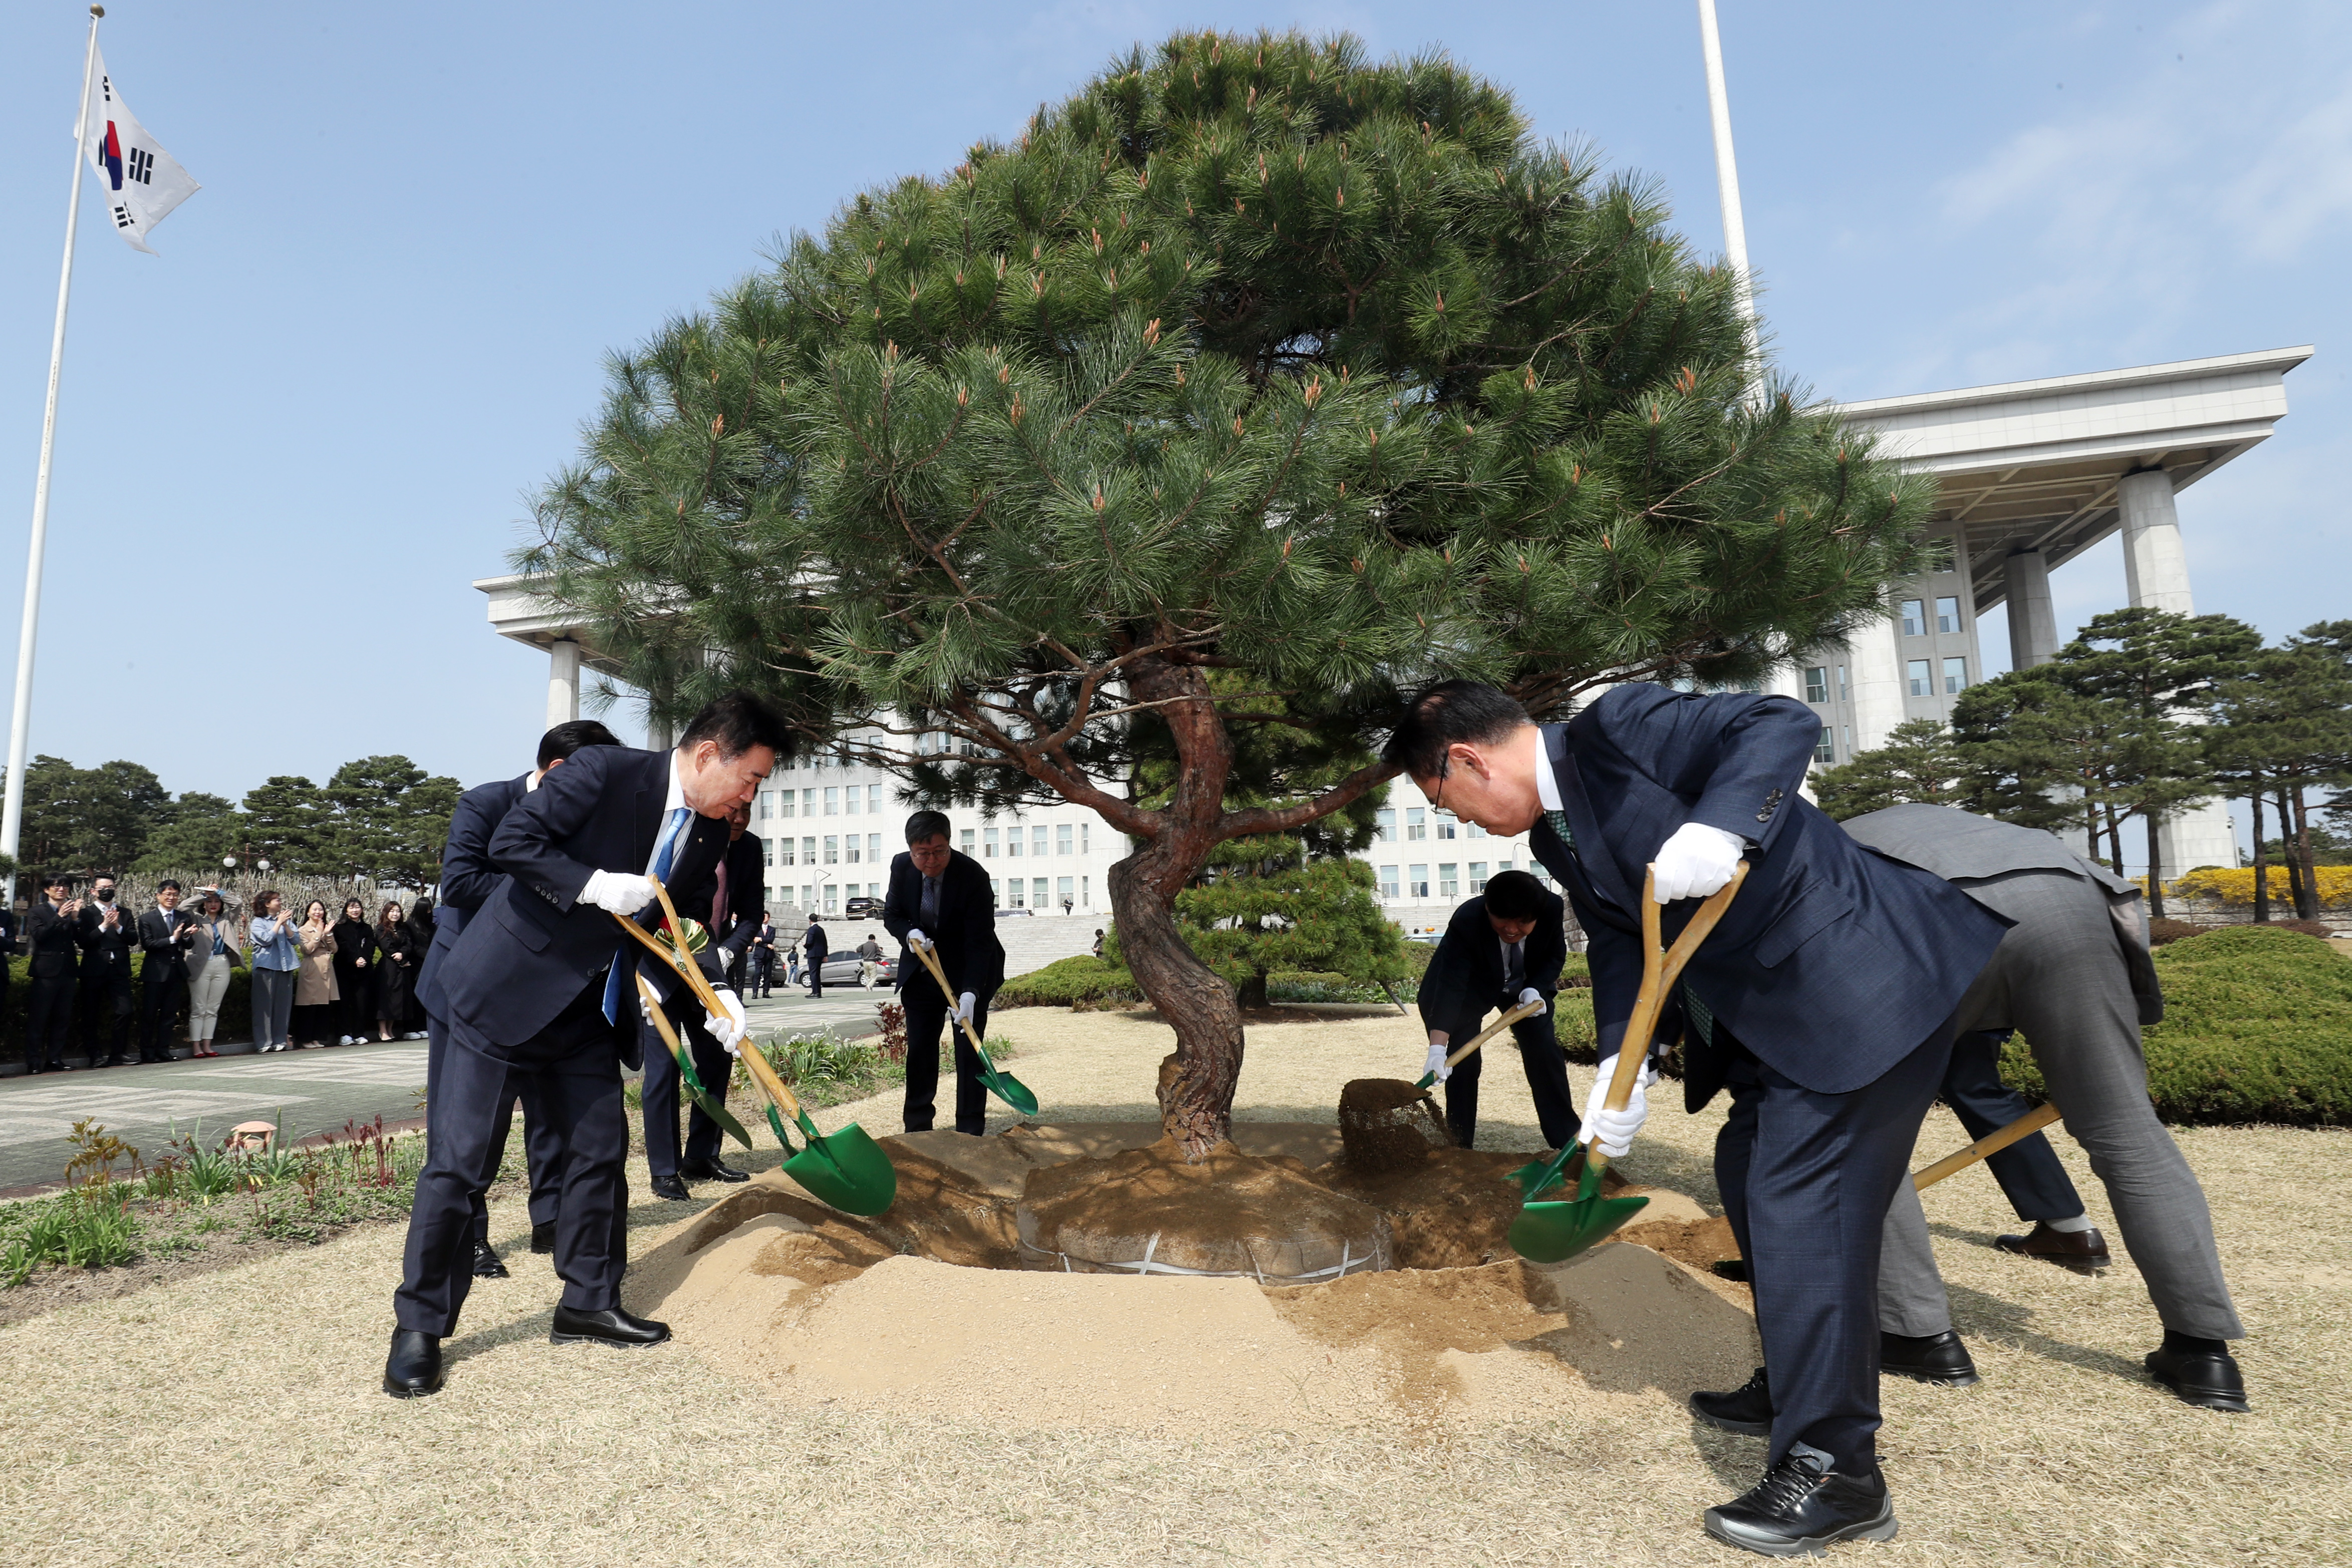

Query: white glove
[[1517, 986, 1546, 1015], [956, 990, 976, 1024], [1652, 822, 1745, 903], [1578, 1052, 1659, 1157], [581, 869, 658, 916], [703, 987, 748, 1055], [1423, 1036, 1452, 1083], [907, 928, 932, 951]]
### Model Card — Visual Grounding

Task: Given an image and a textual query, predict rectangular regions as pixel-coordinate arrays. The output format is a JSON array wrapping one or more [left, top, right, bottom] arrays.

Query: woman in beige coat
[[291, 899, 341, 1048]]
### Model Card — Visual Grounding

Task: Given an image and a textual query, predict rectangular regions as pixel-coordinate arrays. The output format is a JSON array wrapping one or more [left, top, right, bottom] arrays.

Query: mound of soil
[[1615, 1213, 1742, 1277], [1336, 1076, 1452, 1173], [1017, 1136, 1390, 1282]]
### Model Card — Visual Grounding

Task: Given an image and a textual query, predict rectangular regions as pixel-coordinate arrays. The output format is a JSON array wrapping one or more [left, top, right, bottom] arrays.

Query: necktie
[[605, 806, 693, 1022], [1543, 809, 1574, 847], [711, 861, 729, 929], [1504, 939, 1523, 994], [1682, 982, 1716, 1048], [921, 875, 940, 928]]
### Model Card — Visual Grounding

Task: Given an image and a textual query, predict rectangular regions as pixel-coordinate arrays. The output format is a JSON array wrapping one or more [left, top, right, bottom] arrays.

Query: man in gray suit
[[1842, 804, 2248, 1413]]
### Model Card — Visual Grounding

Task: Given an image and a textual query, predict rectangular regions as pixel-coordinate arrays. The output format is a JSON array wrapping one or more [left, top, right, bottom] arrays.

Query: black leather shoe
[[649, 1174, 692, 1201], [1704, 1451, 1897, 1557], [679, 1158, 749, 1184], [550, 1304, 671, 1349], [2146, 1344, 2250, 1412], [1880, 1330, 1980, 1386], [383, 1329, 444, 1398], [530, 1221, 557, 1254], [470, 1240, 510, 1278], [1996, 1219, 2111, 1274], [1691, 1366, 1773, 1436]]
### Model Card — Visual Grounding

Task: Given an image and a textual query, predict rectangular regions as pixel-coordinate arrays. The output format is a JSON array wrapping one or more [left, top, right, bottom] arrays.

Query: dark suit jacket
[[137, 908, 194, 977], [77, 903, 138, 980], [417, 772, 527, 1022], [802, 921, 829, 962], [706, 833, 765, 968], [1840, 803, 2163, 1026], [1527, 684, 2009, 1104], [440, 745, 725, 1066], [26, 900, 78, 980], [882, 848, 1006, 998], [1418, 890, 1567, 1032]]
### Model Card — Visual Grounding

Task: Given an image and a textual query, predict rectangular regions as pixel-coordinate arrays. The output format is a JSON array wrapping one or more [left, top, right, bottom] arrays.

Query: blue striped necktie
[[603, 807, 692, 1023]]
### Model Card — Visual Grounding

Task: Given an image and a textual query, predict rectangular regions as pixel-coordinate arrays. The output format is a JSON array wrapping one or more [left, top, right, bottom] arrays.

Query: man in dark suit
[[136, 881, 195, 1063], [883, 810, 1007, 1136], [385, 692, 784, 1399], [1846, 804, 2248, 1413], [0, 898, 16, 1066], [801, 912, 828, 997], [641, 800, 764, 1198], [77, 875, 139, 1068], [1416, 869, 1575, 1150], [1385, 680, 2008, 1558], [24, 875, 80, 1073], [747, 913, 777, 997], [417, 719, 621, 1280]]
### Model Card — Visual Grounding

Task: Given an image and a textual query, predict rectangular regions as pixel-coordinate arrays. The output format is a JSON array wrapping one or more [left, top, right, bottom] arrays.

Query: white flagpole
[[2, 5, 105, 904], [1695, 0, 1764, 403]]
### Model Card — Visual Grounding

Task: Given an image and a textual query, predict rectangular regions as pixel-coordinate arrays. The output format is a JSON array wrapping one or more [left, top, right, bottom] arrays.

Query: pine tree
[[1811, 718, 1962, 821], [9, 755, 171, 874], [326, 756, 461, 888], [132, 792, 242, 874], [241, 775, 330, 875], [518, 31, 1938, 1149]]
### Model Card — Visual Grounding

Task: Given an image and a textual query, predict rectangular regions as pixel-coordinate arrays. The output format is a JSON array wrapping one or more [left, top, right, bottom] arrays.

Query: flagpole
[[1695, 0, 1764, 403], [2, 6, 104, 905]]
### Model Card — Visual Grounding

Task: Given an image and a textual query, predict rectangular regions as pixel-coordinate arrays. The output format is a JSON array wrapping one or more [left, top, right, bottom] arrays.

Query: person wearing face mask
[[77, 875, 140, 1068], [137, 880, 197, 1063], [386, 692, 783, 1398], [1414, 868, 1576, 1151]]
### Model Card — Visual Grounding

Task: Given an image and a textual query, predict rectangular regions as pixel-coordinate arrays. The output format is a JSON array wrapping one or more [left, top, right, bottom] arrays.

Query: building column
[[2118, 467, 2196, 614], [546, 640, 582, 729], [1845, 611, 1909, 753], [2003, 550, 2059, 668]]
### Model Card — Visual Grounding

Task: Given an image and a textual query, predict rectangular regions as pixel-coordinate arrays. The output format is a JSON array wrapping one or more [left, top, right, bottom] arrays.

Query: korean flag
[[81, 49, 199, 254]]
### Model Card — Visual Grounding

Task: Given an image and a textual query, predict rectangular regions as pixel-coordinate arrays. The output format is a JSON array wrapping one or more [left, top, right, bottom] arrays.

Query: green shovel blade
[[781, 1119, 898, 1216], [975, 1047, 1039, 1118], [764, 1102, 797, 1154], [1507, 1161, 1651, 1264], [672, 1044, 755, 1151], [1414, 1071, 1438, 1090], [1509, 1141, 1582, 1201]]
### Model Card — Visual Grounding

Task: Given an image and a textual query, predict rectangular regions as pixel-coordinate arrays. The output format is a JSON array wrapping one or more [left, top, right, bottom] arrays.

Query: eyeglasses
[[1431, 755, 1451, 814]]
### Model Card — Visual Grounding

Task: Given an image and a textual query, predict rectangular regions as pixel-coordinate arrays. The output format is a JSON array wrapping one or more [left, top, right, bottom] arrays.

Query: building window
[[843, 786, 858, 817], [1907, 660, 1933, 697], [1057, 823, 1073, 856], [1920, 535, 1957, 573], [1436, 814, 1457, 840], [1804, 666, 1829, 704], [1007, 827, 1022, 858], [823, 787, 839, 816], [868, 785, 883, 814], [1943, 656, 1967, 695], [1836, 665, 1848, 701], [1468, 822, 1486, 839], [822, 836, 840, 865], [1406, 808, 1426, 841], [1032, 877, 1049, 910], [1376, 808, 1396, 842], [961, 828, 975, 855], [1080, 876, 1089, 908], [1032, 825, 1049, 856], [800, 884, 812, 907], [989, 879, 1001, 906], [758, 793, 772, 821], [1081, 822, 1090, 854], [1379, 865, 1400, 899], [1469, 861, 1488, 892], [1900, 600, 1926, 637], [779, 839, 796, 867], [801, 837, 815, 867], [984, 827, 998, 858], [780, 792, 795, 819], [824, 883, 838, 911], [1438, 863, 1459, 897], [1007, 879, 1025, 908], [1056, 876, 1073, 908], [1842, 726, 1852, 756], [762, 837, 773, 866], [868, 834, 881, 865], [1814, 725, 1835, 764], [1409, 865, 1430, 899], [846, 835, 861, 864], [1936, 595, 1962, 635]]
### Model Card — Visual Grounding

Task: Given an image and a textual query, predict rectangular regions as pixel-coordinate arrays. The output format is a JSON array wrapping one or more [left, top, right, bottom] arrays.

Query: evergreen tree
[[1811, 718, 1961, 821], [2211, 637, 2352, 918], [10, 755, 170, 873], [132, 792, 243, 875], [1951, 672, 2123, 848], [241, 775, 330, 875], [326, 755, 461, 888], [518, 31, 1938, 1149]]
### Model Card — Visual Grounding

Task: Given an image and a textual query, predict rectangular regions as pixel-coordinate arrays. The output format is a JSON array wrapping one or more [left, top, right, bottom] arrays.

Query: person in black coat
[[77, 874, 139, 1067], [642, 802, 765, 1197], [331, 899, 376, 1045], [0, 900, 16, 1065], [882, 810, 1008, 1136], [371, 900, 419, 1040], [1385, 680, 2009, 1558], [1415, 869, 1574, 1150], [801, 912, 829, 997], [386, 692, 782, 1399], [136, 881, 196, 1063], [401, 896, 436, 1035], [24, 874, 80, 1073]]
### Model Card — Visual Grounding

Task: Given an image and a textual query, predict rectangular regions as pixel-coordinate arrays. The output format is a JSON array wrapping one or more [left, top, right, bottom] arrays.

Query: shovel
[[1415, 998, 1547, 1090], [1913, 1102, 2063, 1191], [1508, 863, 1747, 1265], [612, 880, 898, 1216], [908, 938, 1038, 1118], [633, 971, 756, 1152]]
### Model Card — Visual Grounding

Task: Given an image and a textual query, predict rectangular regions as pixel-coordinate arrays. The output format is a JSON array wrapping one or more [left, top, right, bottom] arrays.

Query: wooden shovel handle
[[734, 1022, 804, 1123], [910, 938, 991, 1060], [1442, 998, 1546, 1071], [1589, 861, 1748, 1177], [1913, 1102, 2062, 1191]]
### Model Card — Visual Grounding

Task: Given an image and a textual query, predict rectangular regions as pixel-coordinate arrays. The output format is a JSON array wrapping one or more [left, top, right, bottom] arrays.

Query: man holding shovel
[[1416, 869, 1576, 1150], [1386, 680, 2008, 1559], [884, 809, 1006, 1135]]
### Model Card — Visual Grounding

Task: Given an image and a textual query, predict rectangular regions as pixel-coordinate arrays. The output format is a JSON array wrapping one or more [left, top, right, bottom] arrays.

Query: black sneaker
[[1704, 1449, 1897, 1558], [1880, 1330, 1980, 1387], [1691, 1365, 1773, 1436]]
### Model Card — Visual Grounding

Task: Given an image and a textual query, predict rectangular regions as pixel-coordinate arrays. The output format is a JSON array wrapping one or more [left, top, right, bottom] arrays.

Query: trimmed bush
[[995, 955, 1145, 1009], [2000, 925, 2352, 1125], [5, 952, 252, 1052]]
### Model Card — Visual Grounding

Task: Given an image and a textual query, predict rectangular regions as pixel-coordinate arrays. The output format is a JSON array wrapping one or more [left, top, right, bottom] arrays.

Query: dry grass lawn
[[5, 1003, 2346, 1566]]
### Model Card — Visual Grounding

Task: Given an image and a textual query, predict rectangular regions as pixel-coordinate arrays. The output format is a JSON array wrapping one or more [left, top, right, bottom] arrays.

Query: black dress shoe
[[2146, 1344, 2250, 1412], [549, 1304, 671, 1348], [1996, 1219, 2111, 1274], [679, 1158, 749, 1184], [530, 1221, 557, 1254], [470, 1240, 511, 1278], [649, 1174, 692, 1201], [1880, 1330, 1980, 1386], [1691, 1366, 1773, 1436], [383, 1329, 444, 1398], [1704, 1450, 1897, 1557]]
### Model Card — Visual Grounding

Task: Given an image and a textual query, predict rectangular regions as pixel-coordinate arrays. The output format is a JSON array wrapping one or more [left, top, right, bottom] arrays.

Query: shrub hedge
[[2000, 925, 2352, 1126], [4, 952, 254, 1052]]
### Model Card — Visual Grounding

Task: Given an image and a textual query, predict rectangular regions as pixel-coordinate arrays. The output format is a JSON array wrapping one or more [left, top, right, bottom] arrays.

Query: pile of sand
[[627, 1120, 1757, 1434]]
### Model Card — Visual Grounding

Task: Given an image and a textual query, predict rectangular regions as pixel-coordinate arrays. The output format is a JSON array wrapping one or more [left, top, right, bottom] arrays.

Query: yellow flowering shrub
[[2172, 866, 2352, 909]]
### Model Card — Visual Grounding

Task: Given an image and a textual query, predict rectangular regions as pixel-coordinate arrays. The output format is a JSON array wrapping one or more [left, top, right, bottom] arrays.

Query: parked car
[[817, 951, 895, 987], [844, 896, 884, 918], [995, 906, 1033, 918]]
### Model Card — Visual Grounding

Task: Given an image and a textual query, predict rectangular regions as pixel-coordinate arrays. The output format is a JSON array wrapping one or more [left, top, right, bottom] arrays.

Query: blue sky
[[1, 1, 2345, 802]]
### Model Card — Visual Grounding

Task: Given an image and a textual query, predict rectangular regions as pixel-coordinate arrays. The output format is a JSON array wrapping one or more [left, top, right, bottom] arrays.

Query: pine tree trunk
[[2145, 809, 2167, 920], [2291, 784, 2320, 921], [2102, 803, 2126, 876], [2250, 789, 2270, 923], [2277, 790, 2310, 918], [1236, 970, 1270, 1010]]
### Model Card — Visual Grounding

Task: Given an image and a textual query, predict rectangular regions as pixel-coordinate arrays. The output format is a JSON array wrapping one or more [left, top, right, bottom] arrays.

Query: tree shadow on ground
[[1946, 1280, 2152, 1387]]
